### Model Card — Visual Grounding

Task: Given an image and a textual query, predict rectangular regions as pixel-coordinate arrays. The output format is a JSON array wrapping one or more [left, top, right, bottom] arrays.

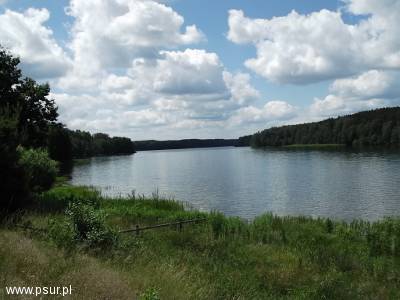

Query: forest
[[243, 108, 400, 148], [134, 138, 237, 151], [0, 47, 136, 212], [65, 130, 135, 159]]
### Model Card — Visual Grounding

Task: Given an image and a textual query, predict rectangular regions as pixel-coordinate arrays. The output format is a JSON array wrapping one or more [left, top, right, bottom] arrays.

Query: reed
[[2, 185, 400, 299]]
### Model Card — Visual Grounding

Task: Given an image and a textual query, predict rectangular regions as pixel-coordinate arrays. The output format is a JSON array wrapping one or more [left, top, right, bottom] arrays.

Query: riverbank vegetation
[[241, 107, 400, 148], [2, 184, 400, 299]]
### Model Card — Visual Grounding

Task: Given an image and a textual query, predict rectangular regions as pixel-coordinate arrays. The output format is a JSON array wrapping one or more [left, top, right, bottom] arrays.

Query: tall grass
[[2, 185, 400, 299]]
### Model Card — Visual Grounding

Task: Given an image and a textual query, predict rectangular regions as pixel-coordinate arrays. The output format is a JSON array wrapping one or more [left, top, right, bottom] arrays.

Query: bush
[[66, 202, 117, 250], [18, 147, 58, 192], [48, 218, 76, 251]]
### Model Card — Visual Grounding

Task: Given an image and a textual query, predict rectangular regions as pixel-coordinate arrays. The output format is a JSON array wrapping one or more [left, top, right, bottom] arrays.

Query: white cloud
[[229, 101, 296, 126], [63, 0, 204, 79], [57, 0, 206, 93], [330, 70, 400, 99], [121, 109, 171, 127], [227, 0, 400, 84], [310, 70, 400, 117], [12, 1, 400, 138], [223, 72, 260, 105], [0, 8, 71, 78], [154, 49, 226, 95], [53, 44, 262, 137], [311, 95, 385, 117]]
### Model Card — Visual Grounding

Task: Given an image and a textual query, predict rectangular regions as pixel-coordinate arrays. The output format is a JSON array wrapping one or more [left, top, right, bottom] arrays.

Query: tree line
[[0, 47, 134, 213], [134, 139, 237, 151], [241, 107, 400, 148], [49, 128, 136, 161]]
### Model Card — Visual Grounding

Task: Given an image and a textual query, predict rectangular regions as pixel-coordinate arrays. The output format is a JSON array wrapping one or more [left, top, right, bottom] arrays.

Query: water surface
[[70, 147, 400, 221]]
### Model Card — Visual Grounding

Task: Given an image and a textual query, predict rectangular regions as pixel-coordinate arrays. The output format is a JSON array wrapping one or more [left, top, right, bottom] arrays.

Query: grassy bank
[[1, 185, 400, 299]]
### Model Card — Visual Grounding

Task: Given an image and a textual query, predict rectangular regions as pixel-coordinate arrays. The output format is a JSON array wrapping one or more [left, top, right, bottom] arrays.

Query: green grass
[[2, 185, 400, 299]]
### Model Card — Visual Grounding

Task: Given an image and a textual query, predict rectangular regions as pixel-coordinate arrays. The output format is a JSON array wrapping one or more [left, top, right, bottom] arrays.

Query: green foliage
[[0, 47, 21, 105], [8, 185, 400, 299], [66, 202, 117, 250], [68, 129, 135, 158], [139, 287, 161, 300], [42, 187, 114, 250], [1, 46, 60, 212], [48, 217, 76, 250], [247, 107, 400, 147], [209, 212, 245, 239], [0, 107, 29, 214], [37, 186, 101, 212], [0, 48, 29, 213], [366, 218, 400, 257], [18, 78, 58, 148], [1, 46, 59, 149], [47, 124, 72, 162], [18, 147, 58, 192]]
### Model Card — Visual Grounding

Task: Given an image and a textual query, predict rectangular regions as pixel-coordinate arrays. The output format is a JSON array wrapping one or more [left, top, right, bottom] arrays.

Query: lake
[[70, 147, 400, 221]]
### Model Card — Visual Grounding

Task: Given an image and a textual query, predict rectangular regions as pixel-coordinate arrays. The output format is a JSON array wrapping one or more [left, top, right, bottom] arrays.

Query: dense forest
[[65, 130, 135, 159], [237, 135, 252, 147], [134, 139, 237, 151], [0, 47, 135, 212], [242, 108, 400, 148]]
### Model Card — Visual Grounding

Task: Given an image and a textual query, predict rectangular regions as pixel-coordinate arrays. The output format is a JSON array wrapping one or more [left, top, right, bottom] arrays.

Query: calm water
[[70, 147, 400, 221]]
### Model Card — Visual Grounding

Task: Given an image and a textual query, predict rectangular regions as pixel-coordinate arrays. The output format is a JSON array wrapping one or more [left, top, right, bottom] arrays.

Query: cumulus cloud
[[54, 46, 262, 135], [61, 0, 204, 87], [330, 70, 400, 100], [310, 95, 385, 117], [0, 8, 71, 78], [227, 0, 400, 84], [55, 0, 206, 92], [10, 0, 400, 138], [310, 70, 400, 117], [223, 72, 260, 105], [229, 101, 296, 126], [154, 49, 226, 95]]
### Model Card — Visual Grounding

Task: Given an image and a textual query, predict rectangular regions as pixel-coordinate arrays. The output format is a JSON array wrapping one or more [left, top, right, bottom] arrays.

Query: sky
[[0, 0, 399, 140]]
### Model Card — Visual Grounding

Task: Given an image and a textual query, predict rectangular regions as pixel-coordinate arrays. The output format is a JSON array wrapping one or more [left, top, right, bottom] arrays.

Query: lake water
[[70, 147, 400, 221]]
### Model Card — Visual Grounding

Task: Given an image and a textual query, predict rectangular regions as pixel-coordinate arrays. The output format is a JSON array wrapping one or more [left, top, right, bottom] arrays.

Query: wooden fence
[[15, 218, 207, 236], [119, 218, 207, 235]]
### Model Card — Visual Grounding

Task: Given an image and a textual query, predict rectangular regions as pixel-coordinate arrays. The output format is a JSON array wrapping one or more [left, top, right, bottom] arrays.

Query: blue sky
[[1, 0, 399, 139], [172, 0, 339, 105]]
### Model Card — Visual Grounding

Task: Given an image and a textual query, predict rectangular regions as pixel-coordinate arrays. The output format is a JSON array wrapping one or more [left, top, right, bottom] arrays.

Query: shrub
[[48, 218, 76, 251], [66, 202, 117, 250], [18, 147, 58, 192]]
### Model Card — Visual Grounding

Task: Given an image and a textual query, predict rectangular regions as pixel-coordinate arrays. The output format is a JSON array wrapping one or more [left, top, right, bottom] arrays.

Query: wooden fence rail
[[119, 218, 207, 235]]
